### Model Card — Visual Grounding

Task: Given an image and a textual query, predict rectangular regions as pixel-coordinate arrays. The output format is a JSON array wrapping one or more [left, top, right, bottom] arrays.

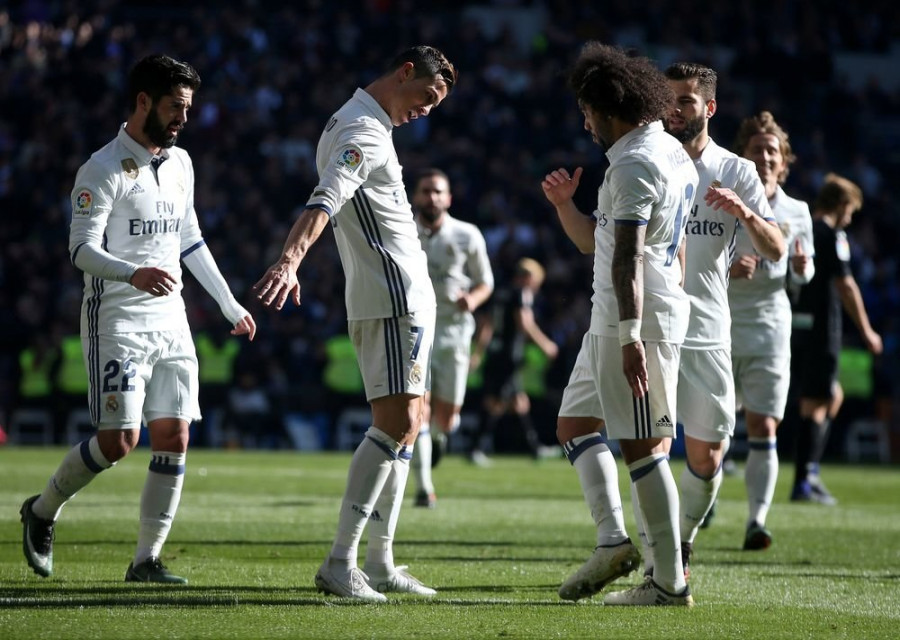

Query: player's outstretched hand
[[254, 262, 301, 310], [541, 167, 583, 206], [130, 267, 177, 297], [232, 314, 257, 341]]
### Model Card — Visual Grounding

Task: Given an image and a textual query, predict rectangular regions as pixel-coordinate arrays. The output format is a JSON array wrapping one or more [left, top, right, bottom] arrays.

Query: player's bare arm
[[541, 167, 595, 254], [254, 207, 330, 310], [704, 186, 785, 261], [612, 223, 648, 398], [130, 267, 176, 297], [835, 274, 883, 355], [514, 307, 558, 360]]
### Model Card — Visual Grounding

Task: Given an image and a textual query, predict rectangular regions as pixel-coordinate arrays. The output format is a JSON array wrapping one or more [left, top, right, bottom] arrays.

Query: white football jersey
[[730, 186, 815, 356], [69, 126, 200, 336], [590, 121, 697, 344], [306, 88, 435, 321], [682, 139, 774, 350], [418, 214, 494, 322]]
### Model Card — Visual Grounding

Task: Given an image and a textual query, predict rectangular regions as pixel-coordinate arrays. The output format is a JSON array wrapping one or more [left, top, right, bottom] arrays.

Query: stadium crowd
[[1, 0, 898, 453]]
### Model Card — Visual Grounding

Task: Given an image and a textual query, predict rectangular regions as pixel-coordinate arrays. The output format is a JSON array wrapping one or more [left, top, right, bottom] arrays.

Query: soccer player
[[730, 111, 816, 549], [790, 173, 882, 503], [411, 168, 494, 508], [466, 258, 558, 466], [542, 42, 699, 606], [644, 63, 785, 577], [254, 46, 456, 602], [19, 54, 256, 584]]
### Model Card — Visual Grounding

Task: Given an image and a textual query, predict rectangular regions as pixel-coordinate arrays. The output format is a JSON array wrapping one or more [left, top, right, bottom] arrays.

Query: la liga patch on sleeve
[[74, 189, 93, 216], [335, 146, 363, 175]]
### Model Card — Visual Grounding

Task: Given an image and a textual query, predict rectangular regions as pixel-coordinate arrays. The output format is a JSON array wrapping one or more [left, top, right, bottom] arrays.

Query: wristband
[[618, 319, 642, 346]]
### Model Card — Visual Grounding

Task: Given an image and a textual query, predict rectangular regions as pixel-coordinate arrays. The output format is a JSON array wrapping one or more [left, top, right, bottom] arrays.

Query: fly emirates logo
[[129, 201, 181, 236], [685, 203, 725, 237]]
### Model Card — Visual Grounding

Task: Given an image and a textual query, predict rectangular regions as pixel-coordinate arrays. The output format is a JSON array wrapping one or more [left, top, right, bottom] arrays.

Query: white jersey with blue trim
[[590, 121, 698, 344], [683, 138, 775, 350], [729, 186, 814, 356], [418, 214, 493, 322], [69, 126, 202, 336], [305, 88, 435, 321]]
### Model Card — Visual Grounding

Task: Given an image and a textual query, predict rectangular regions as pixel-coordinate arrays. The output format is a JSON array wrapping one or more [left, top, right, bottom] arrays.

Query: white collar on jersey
[[352, 88, 393, 131]]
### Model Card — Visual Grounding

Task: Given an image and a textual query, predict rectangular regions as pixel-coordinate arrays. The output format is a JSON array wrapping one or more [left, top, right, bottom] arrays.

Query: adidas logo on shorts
[[655, 415, 673, 429]]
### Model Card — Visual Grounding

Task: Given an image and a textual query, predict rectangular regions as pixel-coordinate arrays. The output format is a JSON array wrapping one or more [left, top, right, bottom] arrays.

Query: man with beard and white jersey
[[20, 54, 256, 584], [411, 168, 493, 508], [632, 63, 785, 581], [255, 46, 457, 602], [730, 111, 815, 550], [543, 42, 699, 607]]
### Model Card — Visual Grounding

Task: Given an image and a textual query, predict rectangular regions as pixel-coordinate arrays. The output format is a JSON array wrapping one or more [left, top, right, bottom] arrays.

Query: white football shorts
[[83, 329, 200, 430], [429, 313, 475, 406], [349, 306, 435, 401], [732, 351, 791, 420], [559, 333, 680, 441], [677, 347, 736, 442]]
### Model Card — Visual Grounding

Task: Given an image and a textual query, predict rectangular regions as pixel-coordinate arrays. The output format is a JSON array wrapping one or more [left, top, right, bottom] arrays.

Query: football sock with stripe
[[564, 434, 627, 546], [629, 453, 685, 593], [135, 451, 186, 565], [33, 436, 114, 521], [330, 426, 397, 572], [365, 445, 412, 573], [680, 461, 723, 545], [745, 437, 778, 526]]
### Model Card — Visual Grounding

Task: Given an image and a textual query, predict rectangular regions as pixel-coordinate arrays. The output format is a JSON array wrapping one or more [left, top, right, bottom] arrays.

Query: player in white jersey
[[543, 43, 698, 607], [255, 46, 457, 602], [637, 63, 785, 580], [729, 111, 816, 550], [20, 55, 256, 584], [410, 168, 493, 508]]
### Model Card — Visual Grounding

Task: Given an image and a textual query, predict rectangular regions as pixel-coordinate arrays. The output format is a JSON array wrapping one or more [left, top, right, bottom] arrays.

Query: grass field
[[1, 447, 898, 639]]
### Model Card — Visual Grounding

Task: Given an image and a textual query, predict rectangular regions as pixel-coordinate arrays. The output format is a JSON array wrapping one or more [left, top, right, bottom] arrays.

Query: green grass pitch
[[1, 447, 898, 639]]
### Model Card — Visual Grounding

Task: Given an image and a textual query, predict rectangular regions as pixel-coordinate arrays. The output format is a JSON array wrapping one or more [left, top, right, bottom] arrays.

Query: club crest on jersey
[[336, 146, 362, 175], [121, 158, 139, 179], [409, 363, 424, 386], [74, 189, 93, 216], [105, 395, 119, 413]]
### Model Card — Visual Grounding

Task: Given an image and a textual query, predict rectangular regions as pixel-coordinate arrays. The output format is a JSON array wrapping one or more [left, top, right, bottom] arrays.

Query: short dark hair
[[388, 45, 457, 93], [126, 54, 201, 113], [569, 42, 673, 125], [665, 62, 717, 101], [413, 167, 450, 189], [734, 111, 796, 184], [815, 173, 863, 213]]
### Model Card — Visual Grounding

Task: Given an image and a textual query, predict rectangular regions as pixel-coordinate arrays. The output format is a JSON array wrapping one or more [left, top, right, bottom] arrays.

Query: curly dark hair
[[568, 42, 673, 126], [126, 54, 201, 113], [734, 110, 797, 185]]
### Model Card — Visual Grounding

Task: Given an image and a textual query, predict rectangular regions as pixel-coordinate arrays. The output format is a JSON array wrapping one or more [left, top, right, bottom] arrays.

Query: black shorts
[[792, 340, 838, 399], [481, 357, 523, 400]]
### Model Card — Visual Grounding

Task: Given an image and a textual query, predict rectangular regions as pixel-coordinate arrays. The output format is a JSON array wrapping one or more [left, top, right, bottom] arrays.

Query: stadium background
[[1, 1, 897, 460]]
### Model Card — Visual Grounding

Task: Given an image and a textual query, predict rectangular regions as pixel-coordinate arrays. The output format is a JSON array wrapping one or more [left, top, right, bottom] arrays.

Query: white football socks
[[629, 453, 685, 593], [411, 425, 434, 496], [365, 445, 412, 574], [330, 426, 398, 572], [134, 451, 186, 565], [745, 437, 778, 526], [680, 462, 723, 545], [33, 436, 113, 521], [564, 434, 628, 547]]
